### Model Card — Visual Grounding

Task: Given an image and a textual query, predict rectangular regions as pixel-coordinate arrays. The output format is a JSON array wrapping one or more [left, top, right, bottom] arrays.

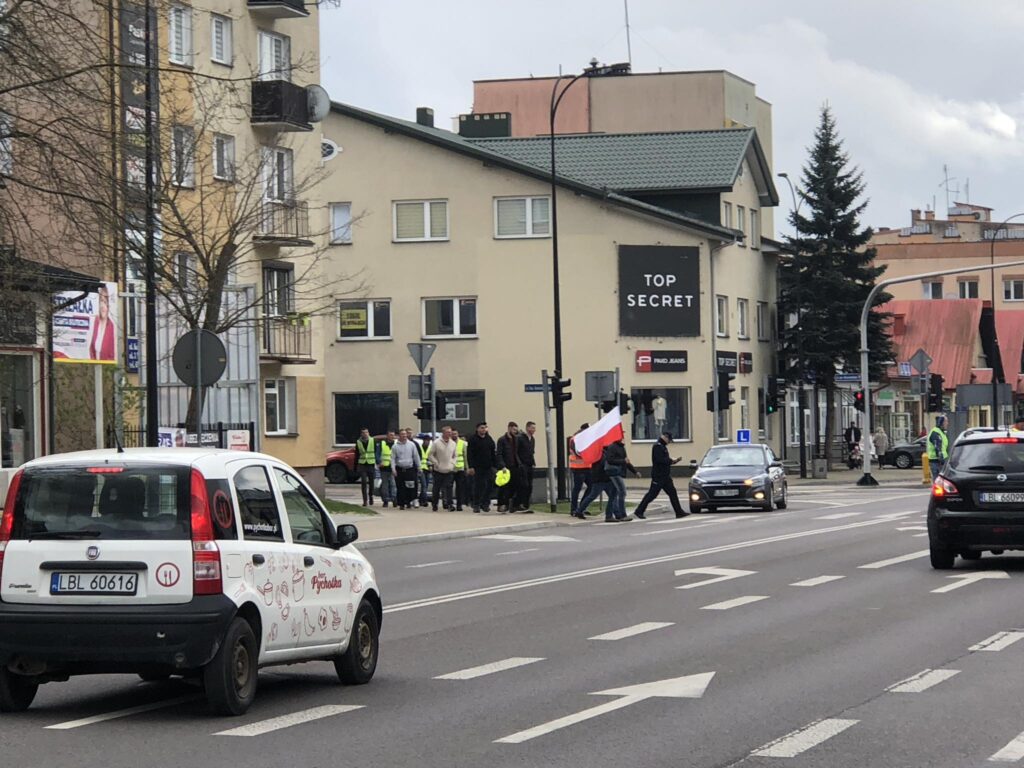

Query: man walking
[[633, 432, 687, 519], [844, 421, 862, 456], [495, 422, 521, 513], [466, 422, 496, 513], [376, 430, 397, 508], [355, 428, 376, 507], [577, 443, 632, 521], [569, 423, 592, 517], [451, 428, 468, 511], [427, 426, 458, 511], [515, 421, 537, 513], [927, 415, 949, 482], [391, 429, 419, 509]]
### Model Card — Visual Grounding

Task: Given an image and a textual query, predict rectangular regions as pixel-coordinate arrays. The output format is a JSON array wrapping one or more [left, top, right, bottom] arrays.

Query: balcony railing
[[261, 314, 314, 364], [251, 80, 312, 131], [247, 0, 309, 19], [255, 199, 313, 246]]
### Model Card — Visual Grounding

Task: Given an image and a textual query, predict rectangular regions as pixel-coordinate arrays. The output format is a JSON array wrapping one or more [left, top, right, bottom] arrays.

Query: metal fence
[[107, 421, 256, 451]]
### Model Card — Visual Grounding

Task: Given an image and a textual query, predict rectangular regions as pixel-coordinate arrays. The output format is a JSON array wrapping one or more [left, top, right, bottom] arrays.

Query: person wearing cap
[[633, 431, 687, 519], [927, 415, 949, 481]]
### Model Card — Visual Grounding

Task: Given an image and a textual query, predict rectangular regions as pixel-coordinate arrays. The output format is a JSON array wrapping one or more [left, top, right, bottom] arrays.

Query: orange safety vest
[[568, 436, 590, 470]]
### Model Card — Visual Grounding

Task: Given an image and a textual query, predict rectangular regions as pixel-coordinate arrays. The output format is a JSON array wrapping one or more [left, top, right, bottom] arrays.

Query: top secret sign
[[618, 245, 700, 337]]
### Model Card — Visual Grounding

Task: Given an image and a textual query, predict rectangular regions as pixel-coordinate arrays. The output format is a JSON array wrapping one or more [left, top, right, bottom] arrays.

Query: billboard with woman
[[52, 282, 120, 364]]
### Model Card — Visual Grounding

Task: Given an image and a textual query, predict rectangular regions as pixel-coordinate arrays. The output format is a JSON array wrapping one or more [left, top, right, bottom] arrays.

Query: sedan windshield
[[702, 447, 764, 467]]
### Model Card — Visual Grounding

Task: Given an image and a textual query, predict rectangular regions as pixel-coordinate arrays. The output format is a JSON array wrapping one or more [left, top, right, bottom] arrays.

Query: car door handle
[[252, 554, 265, 566], [304, 556, 315, 567]]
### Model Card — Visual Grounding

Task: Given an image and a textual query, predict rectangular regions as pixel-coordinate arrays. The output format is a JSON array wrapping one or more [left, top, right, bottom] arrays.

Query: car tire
[[894, 452, 913, 470], [776, 483, 788, 509], [335, 600, 379, 686], [761, 484, 775, 511], [929, 540, 956, 569], [0, 669, 38, 712], [204, 617, 258, 716], [326, 462, 350, 485], [689, 504, 702, 514], [138, 672, 171, 683], [961, 551, 982, 561]]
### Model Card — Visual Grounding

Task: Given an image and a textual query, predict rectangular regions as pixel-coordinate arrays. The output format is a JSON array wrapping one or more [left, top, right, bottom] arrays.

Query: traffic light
[[765, 377, 780, 415], [434, 391, 447, 420], [618, 391, 630, 414], [927, 374, 944, 413], [414, 402, 433, 421], [706, 388, 715, 413], [716, 372, 736, 410], [549, 374, 572, 406], [853, 389, 865, 412]]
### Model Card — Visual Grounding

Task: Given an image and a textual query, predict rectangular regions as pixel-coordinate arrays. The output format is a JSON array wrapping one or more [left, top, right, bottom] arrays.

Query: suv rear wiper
[[28, 530, 102, 540], [967, 465, 1005, 471]]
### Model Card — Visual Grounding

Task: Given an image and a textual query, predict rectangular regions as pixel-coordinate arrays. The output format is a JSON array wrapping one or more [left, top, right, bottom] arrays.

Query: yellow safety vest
[[379, 441, 392, 468], [357, 437, 375, 465], [420, 443, 429, 470], [926, 427, 949, 460], [455, 439, 467, 471]]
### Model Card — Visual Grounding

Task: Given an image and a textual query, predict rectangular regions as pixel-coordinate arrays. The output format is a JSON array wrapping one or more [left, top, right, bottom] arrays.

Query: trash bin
[[812, 458, 828, 479]]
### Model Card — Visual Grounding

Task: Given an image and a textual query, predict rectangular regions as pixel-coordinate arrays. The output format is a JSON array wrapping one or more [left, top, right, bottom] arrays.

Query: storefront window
[[333, 392, 398, 444], [0, 354, 35, 467], [629, 388, 690, 441]]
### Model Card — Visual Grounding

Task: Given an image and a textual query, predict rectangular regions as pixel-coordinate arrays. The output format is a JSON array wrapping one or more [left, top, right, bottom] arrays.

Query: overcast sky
[[320, 0, 1024, 235]]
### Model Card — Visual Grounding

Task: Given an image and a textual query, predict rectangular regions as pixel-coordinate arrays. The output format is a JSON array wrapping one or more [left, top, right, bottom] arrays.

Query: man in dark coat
[[466, 422, 497, 513], [633, 432, 687, 519], [495, 422, 521, 513], [515, 421, 537, 512]]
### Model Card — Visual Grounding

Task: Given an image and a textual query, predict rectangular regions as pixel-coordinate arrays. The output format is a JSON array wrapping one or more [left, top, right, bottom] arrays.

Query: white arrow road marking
[[674, 566, 757, 589], [874, 511, 922, 520], [752, 718, 859, 758], [406, 560, 461, 569], [791, 575, 845, 587], [495, 548, 540, 556], [971, 631, 1024, 652], [46, 694, 203, 729], [990, 730, 1024, 762], [215, 705, 364, 737], [896, 525, 928, 531], [476, 534, 579, 543], [814, 512, 862, 520], [886, 668, 960, 693], [435, 657, 544, 681], [589, 622, 674, 641], [858, 550, 930, 569], [701, 595, 770, 610], [494, 672, 714, 744], [932, 571, 1010, 593]]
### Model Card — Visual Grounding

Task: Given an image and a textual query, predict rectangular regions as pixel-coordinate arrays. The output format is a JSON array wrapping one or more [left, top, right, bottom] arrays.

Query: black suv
[[928, 431, 1024, 568]]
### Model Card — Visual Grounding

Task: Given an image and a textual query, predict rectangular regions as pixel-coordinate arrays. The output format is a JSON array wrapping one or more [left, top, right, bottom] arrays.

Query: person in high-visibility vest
[[568, 423, 592, 518], [927, 415, 949, 482], [452, 428, 468, 512], [418, 433, 432, 507], [376, 430, 396, 508], [355, 428, 376, 506]]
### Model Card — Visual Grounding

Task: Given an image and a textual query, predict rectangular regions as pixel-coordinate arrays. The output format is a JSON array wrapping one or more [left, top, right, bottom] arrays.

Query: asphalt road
[[7, 485, 1024, 768]]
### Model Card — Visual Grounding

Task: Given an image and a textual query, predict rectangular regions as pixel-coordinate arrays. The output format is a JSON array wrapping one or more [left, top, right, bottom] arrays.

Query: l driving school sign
[[618, 245, 700, 337]]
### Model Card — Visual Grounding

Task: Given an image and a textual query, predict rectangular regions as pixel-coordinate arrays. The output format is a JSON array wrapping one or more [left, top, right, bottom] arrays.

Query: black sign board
[[618, 245, 700, 337], [635, 350, 688, 373], [716, 350, 738, 373], [739, 352, 753, 374]]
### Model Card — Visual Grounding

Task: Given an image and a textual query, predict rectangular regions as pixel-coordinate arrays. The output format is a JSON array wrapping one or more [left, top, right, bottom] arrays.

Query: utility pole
[[143, 0, 158, 447]]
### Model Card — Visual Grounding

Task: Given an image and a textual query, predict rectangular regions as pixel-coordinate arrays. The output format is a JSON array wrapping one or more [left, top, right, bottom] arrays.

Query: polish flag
[[573, 407, 625, 465]]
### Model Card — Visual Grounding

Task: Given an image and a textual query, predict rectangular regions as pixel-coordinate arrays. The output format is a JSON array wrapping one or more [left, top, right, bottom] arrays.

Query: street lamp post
[[777, 172, 807, 479], [989, 213, 1024, 428]]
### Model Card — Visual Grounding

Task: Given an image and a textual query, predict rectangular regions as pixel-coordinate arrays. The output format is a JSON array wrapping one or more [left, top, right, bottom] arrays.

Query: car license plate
[[714, 489, 740, 497], [50, 572, 138, 595], [980, 492, 1024, 503]]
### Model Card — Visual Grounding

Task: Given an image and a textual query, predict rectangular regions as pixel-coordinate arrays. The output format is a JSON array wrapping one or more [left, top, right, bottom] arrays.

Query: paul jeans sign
[[619, 245, 700, 337], [635, 350, 688, 373]]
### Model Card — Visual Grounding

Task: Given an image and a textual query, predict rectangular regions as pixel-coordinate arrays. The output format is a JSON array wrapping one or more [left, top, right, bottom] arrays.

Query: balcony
[[260, 314, 314, 364], [251, 80, 312, 132], [254, 199, 313, 247], [247, 0, 309, 19]]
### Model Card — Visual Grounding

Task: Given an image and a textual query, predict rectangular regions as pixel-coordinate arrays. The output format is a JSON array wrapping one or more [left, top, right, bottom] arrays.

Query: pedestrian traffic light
[[853, 389, 865, 412], [435, 391, 447, 420], [706, 388, 715, 413], [414, 403, 433, 421], [618, 391, 630, 414], [716, 372, 736, 410], [765, 377, 780, 415], [927, 374, 944, 413], [549, 374, 572, 405]]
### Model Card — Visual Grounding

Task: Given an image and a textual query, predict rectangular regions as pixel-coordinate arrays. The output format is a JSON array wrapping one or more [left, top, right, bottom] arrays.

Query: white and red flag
[[573, 407, 625, 465]]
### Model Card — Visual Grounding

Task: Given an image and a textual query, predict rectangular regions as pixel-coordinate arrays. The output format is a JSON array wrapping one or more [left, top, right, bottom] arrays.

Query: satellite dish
[[307, 84, 330, 123]]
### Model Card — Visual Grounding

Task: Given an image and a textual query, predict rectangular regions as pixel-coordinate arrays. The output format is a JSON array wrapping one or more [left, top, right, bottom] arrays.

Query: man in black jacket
[[495, 422, 521, 513], [634, 432, 687, 519], [466, 422, 497, 513], [515, 421, 537, 512]]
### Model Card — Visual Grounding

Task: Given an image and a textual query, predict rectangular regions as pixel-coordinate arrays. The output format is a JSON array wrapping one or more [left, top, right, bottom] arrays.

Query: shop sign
[[739, 352, 753, 374], [716, 351, 738, 373], [635, 350, 688, 373], [618, 245, 700, 337]]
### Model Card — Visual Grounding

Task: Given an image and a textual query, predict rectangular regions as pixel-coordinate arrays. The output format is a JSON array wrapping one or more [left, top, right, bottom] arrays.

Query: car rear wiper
[[967, 465, 1005, 471], [28, 530, 102, 539]]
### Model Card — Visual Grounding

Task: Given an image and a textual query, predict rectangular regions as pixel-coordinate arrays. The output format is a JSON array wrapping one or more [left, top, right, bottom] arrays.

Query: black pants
[[497, 466, 524, 509], [635, 477, 684, 516], [357, 464, 375, 504], [431, 471, 454, 510], [571, 469, 591, 513], [395, 467, 418, 508], [516, 466, 534, 508], [472, 468, 494, 511], [453, 471, 468, 510]]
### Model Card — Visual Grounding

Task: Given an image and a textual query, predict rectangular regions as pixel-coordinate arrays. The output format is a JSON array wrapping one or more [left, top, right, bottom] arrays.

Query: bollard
[[921, 454, 930, 485]]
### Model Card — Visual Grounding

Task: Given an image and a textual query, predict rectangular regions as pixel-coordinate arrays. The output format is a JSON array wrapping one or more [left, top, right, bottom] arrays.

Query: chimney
[[911, 208, 921, 222], [925, 210, 935, 221], [416, 107, 434, 128], [892, 313, 906, 337]]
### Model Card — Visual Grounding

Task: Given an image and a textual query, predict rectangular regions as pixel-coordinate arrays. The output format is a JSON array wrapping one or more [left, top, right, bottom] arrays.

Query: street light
[[548, 60, 629, 499], [777, 172, 808, 479], [989, 212, 1024, 428]]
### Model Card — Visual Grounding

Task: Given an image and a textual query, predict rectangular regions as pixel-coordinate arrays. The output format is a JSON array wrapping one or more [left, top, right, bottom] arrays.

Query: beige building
[[317, 104, 782, 469]]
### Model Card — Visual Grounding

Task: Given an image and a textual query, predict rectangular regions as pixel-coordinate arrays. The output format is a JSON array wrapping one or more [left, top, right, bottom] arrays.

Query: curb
[[355, 519, 568, 550]]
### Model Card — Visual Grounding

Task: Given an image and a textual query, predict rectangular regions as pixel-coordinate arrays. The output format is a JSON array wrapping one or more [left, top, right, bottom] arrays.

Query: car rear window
[[948, 441, 1024, 472], [12, 465, 190, 540]]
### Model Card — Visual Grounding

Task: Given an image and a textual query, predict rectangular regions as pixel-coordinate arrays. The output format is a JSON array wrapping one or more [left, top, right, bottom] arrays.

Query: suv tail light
[[0, 470, 23, 583], [190, 469, 221, 596], [932, 476, 959, 498]]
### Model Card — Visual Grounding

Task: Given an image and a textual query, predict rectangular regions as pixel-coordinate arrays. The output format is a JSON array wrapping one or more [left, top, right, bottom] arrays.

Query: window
[[257, 30, 290, 81], [333, 392, 398, 444], [630, 388, 691, 442], [210, 14, 232, 65], [234, 466, 284, 540], [722, 201, 733, 228], [273, 469, 329, 545], [212, 134, 234, 180], [1005, 279, 1024, 302], [168, 4, 192, 66], [170, 125, 194, 187], [338, 300, 391, 340], [959, 279, 979, 299], [0, 112, 11, 178], [737, 298, 749, 338], [264, 378, 296, 435], [494, 196, 550, 238], [394, 200, 448, 241], [330, 202, 352, 244], [716, 295, 728, 337], [737, 206, 746, 244], [175, 252, 197, 291], [716, 406, 732, 442], [756, 301, 770, 341], [740, 386, 750, 429], [923, 280, 942, 300], [423, 297, 477, 338], [750, 209, 760, 249], [263, 265, 292, 316], [263, 146, 293, 201]]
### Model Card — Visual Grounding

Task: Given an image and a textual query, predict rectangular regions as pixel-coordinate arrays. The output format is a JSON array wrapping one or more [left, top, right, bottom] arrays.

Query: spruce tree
[[779, 105, 893, 467]]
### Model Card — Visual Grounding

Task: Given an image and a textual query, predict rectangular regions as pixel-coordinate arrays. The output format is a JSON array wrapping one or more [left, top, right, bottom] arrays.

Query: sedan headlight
[[690, 476, 704, 486], [744, 475, 767, 486]]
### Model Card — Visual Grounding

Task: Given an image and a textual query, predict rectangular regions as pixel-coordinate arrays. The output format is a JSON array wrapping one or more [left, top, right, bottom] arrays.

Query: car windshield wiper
[[967, 465, 1005, 471], [28, 530, 102, 539]]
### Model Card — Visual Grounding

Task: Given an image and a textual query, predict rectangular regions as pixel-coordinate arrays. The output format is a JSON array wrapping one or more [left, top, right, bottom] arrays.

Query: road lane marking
[[752, 718, 859, 757], [589, 622, 674, 641], [46, 695, 202, 730], [632, 523, 720, 536], [215, 705, 364, 736], [814, 512, 862, 520], [435, 657, 544, 680], [886, 668, 960, 693], [990, 730, 1024, 762], [675, 566, 756, 589], [476, 534, 579, 543], [406, 560, 461, 569], [858, 550, 930, 569], [896, 525, 928, 531], [496, 548, 540, 556], [932, 571, 1010, 593], [873, 511, 922, 520], [701, 595, 769, 610], [790, 575, 845, 587], [971, 631, 1024, 652], [383, 506, 925, 614]]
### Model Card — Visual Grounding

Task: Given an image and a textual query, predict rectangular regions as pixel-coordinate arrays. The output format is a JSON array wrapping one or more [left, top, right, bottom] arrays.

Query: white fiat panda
[[0, 448, 382, 716]]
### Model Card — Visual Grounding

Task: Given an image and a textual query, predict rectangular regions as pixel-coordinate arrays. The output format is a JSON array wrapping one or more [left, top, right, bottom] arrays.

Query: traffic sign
[[524, 384, 545, 393], [585, 371, 615, 402], [409, 374, 434, 401], [406, 342, 436, 373], [736, 429, 751, 444], [909, 348, 932, 375]]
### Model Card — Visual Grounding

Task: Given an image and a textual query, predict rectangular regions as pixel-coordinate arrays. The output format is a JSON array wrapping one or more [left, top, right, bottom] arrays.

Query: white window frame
[[493, 196, 551, 239], [264, 378, 296, 436], [168, 4, 192, 67], [740, 386, 750, 430], [923, 280, 943, 300], [756, 301, 770, 341], [716, 294, 729, 337], [722, 201, 733, 228], [337, 299, 391, 341], [262, 146, 293, 201], [1005, 279, 1024, 302], [257, 30, 291, 82], [750, 209, 760, 249], [263, 265, 293, 317], [737, 298, 749, 339], [212, 133, 234, 181], [958, 279, 979, 299], [422, 297, 477, 339], [330, 202, 352, 244], [393, 200, 449, 242], [737, 205, 746, 245], [210, 13, 232, 66], [170, 125, 195, 187]]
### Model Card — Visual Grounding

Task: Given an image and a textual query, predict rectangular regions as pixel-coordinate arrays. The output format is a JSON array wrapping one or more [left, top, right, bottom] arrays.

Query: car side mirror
[[333, 523, 359, 548], [769, 461, 783, 469], [689, 459, 698, 466]]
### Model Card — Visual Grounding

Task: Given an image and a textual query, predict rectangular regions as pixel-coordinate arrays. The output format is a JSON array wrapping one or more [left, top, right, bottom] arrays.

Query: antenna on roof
[[111, 421, 124, 453], [938, 164, 959, 214], [624, 0, 633, 68]]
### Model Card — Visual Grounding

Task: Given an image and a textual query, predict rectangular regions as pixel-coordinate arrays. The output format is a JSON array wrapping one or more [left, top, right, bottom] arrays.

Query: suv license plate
[[714, 489, 740, 497], [980, 492, 1024, 503], [50, 572, 138, 595]]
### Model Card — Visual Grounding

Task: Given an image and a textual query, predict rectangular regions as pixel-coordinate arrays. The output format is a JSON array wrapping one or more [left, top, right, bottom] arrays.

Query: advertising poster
[[52, 282, 120, 365], [618, 245, 701, 337]]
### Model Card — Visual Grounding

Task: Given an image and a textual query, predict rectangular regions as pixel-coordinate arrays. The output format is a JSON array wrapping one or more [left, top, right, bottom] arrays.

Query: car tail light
[[0, 470, 23, 582], [86, 467, 124, 474], [992, 437, 1021, 444], [932, 476, 959, 498], [190, 469, 221, 596]]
